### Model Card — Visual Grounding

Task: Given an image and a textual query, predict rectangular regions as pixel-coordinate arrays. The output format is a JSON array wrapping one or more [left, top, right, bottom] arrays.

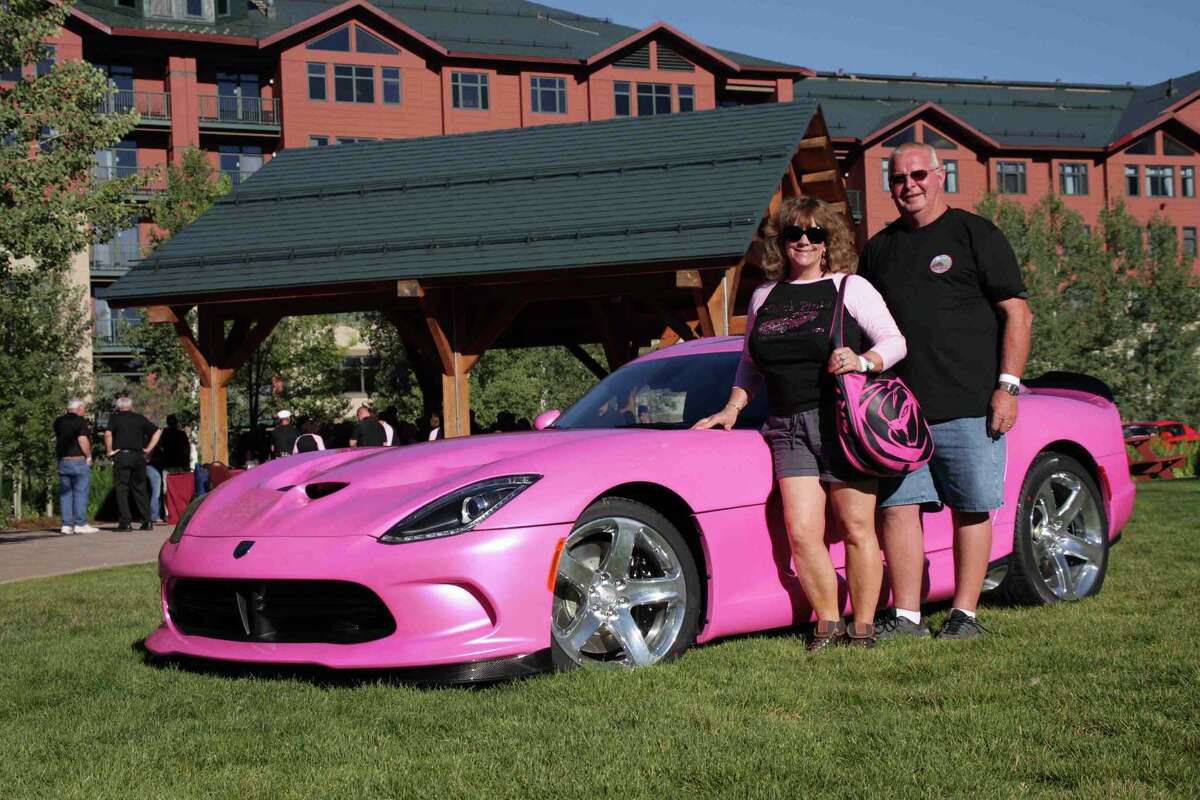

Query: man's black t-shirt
[[858, 208, 1026, 422], [53, 413, 90, 458], [351, 417, 387, 447], [270, 424, 300, 457], [108, 411, 158, 451], [157, 428, 191, 470]]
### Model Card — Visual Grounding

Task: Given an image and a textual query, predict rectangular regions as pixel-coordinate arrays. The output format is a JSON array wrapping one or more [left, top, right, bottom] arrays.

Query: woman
[[694, 196, 906, 650], [292, 420, 326, 454]]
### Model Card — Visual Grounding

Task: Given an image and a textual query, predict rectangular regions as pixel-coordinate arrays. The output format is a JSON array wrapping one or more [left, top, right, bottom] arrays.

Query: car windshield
[[1123, 425, 1154, 438], [556, 351, 768, 430]]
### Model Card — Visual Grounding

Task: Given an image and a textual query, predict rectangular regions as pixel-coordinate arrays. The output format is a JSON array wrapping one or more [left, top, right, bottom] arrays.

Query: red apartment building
[[3, 0, 1198, 376]]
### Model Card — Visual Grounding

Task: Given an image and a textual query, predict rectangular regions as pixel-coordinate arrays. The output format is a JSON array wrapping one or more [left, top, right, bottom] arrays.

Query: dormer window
[[185, 0, 203, 17], [216, 0, 230, 15], [306, 27, 352, 53]]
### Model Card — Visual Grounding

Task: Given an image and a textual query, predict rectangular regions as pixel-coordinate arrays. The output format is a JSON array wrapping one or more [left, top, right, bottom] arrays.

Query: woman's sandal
[[807, 619, 847, 652], [845, 621, 877, 648]]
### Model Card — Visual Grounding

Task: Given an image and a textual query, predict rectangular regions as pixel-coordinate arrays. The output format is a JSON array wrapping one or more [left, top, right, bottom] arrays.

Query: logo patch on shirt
[[929, 254, 953, 274]]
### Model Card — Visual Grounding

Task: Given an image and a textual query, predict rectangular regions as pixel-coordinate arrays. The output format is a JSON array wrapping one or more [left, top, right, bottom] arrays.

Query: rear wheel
[[550, 498, 701, 670], [999, 452, 1109, 605]]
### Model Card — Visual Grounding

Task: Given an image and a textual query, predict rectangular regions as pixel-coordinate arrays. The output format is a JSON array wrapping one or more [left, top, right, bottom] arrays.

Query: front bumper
[[145, 523, 573, 670]]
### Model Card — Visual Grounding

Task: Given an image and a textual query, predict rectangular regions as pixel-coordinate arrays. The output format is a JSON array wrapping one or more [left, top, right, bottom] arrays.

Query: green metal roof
[[1114, 70, 1200, 142], [796, 74, 1138, 149], [75, 0, 802, 69], [103, 100, 820, 305]]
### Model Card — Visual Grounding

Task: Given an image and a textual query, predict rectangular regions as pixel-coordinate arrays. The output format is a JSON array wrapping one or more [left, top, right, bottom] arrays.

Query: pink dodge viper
[[147, 337, 1135, 680]]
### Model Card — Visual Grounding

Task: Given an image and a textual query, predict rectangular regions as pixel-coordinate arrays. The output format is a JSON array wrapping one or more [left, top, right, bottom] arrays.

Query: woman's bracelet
[[724, 402, 744, 413], [858, 355, 872, 373]]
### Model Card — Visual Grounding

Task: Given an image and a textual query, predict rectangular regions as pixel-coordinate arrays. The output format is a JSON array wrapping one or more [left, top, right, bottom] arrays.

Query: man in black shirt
[[349, 406, 387, 447], [269, 410, 300, 458], [53, 399, 98, 535], [859, 142, 1032, 640], [104, 396, 162, 532], [157, 415, 191, 471]]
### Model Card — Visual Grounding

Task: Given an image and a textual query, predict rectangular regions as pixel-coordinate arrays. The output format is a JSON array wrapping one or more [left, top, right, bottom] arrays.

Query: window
[[334, 65, 374, 103], [382, 67, 401, 105], [1126, 134, 1156, 155], [614, 81, 630, 116], [93, 139, 138, 182], [451, 72, 488, 110], [216, 0, 230, 15], [308, 136, 329, 147], [1184, 227, 1197, 259], [1146, 165, 1174, 197], [35, 44, 55, 77], [1, 63, 20, 82], [337, 137, 376, 145], [1163, 134, 1192, 156], [636, 83, 671, 116], [185, 0, 202, 17], [922, 126, 956, 150], [677, 84, 694, 112], [115, 0, 137, 8], [881, 159, 890, 192], [882, 125, 916, 148], [1182, 166, 1195, 197], [307, 63, 326, 101], [92, 223, 140, 271], [1125, 165, 1139, 196], [530, 76, 566, 114], [307, 27, 351, 52], [355, 28, 399, 55], [997, 161, 1026, 194], [944, 159, 959, 193], [1060, 163, 1088, 195], [219, 144, 263, 187]]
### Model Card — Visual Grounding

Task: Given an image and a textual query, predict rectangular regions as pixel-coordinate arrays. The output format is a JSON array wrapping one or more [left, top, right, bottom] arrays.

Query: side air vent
[[304, 482, 348, 500], [657, 44, 695, 72], [615, 43, 650, 69], [276, 484, 295, 493]]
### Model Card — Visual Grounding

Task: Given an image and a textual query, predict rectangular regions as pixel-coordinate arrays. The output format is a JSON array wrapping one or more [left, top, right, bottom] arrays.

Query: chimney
[[1167, 78, 1176, 98], [251, 0, 275, 18]]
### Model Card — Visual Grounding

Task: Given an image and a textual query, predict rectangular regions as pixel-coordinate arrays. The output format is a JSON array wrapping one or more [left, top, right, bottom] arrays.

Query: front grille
[[168, 579, 396, 644]]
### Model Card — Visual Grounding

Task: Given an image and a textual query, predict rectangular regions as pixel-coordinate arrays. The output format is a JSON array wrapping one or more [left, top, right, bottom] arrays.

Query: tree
[[146, 147, 231, 246], [1, 0, 138, 520]]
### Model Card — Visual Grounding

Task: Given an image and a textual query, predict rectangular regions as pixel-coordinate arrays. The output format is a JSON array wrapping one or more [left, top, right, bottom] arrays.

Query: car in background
[[1123, 420, 1200, 445], [146, 338, 1136, 681]]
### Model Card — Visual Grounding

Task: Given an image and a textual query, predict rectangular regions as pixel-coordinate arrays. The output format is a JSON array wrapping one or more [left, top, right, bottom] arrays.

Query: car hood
[[185, 428, 644, 538]]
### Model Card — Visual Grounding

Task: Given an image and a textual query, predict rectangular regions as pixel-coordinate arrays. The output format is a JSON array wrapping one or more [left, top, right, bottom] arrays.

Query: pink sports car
[[147, 337, 1135, 680]]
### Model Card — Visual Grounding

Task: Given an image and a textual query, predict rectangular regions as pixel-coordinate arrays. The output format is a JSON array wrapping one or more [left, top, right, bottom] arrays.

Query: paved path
[[0, 524, 167, 584]]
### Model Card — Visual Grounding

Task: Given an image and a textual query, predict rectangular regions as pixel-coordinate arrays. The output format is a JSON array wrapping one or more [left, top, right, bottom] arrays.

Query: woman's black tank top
[[748, 278, 863, 416]]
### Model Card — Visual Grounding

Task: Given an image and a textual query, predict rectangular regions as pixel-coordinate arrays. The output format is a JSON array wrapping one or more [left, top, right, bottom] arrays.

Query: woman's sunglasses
[[781, 225, 828, 245]]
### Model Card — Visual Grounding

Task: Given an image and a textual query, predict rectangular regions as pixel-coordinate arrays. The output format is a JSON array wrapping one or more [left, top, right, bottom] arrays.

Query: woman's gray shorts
[[761, 408, 861, 484]]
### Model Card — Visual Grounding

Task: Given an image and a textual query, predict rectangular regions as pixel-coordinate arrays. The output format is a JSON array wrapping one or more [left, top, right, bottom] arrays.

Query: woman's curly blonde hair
[[761, 196, 857, 281]]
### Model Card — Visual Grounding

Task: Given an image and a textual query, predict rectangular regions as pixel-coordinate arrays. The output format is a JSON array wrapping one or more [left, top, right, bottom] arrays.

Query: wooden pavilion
[[103, 100, 848, 462]]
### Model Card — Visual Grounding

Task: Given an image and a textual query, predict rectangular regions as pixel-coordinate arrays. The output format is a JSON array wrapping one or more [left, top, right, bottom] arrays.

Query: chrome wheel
[[1027, 470, 1105, 600], [552, 515, 691, 669]]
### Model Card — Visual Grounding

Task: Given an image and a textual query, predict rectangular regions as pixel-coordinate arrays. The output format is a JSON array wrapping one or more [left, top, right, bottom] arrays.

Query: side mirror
[[533, 409, 561, 430]]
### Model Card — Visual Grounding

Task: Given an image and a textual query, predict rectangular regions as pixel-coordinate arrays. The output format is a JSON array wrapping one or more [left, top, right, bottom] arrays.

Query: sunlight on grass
[[1, 482, 1197, 798]]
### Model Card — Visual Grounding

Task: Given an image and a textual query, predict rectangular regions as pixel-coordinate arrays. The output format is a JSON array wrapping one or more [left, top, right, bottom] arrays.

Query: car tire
[[550, 497, 701, 670], [998, 452, 1109, 605]]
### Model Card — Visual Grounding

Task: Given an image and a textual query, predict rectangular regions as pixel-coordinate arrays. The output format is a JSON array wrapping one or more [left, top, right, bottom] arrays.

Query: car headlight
[[168, 494, 208, 544], [378, 475, 541, 544]]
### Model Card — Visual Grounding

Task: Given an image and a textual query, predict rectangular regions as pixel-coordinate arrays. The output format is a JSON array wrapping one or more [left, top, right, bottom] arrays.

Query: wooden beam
[[692, 286, 716, 338], [797, 136, 830, 150], [418, 292, 455, 377], [565, 343, 608, 380], [224, 315, 281, 372], [767, 187, 783, 217], [800, 169, 839, 184], [172, 313, 210, 385], [675, 269, 703, 289], [786, 165, 802, 197], [396, 279, 424, 298], [459, 298, 525, 374], [146, 305, 178, 324]]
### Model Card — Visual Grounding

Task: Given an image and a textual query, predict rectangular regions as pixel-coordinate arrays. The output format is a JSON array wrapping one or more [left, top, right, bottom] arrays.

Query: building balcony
[[90, 243, 142, 278], [198, 95, 281, 134], [91, 164, 166, 199], [93, 317, 140, 353], [99, 91, 172, 128]]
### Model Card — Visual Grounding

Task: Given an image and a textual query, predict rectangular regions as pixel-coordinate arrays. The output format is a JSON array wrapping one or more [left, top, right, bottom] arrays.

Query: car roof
[[636, 336, 743, 363]]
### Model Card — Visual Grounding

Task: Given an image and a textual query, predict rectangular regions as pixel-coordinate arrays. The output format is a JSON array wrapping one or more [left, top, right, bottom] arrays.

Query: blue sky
[[550, 0, 1199, 87]]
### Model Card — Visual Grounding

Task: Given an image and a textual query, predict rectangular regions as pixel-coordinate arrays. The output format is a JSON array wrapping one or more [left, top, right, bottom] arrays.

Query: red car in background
[[1122, 420, 1200, 444]]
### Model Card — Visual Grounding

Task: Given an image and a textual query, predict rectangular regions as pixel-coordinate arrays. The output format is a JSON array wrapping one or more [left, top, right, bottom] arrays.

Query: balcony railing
[[198, 95, 281, 129], [94, 317, 140, 351], [91, 164, 166, 195], [221, 168, 263, 188], [90, 241, 142, 275], [99, 90, 171, 125]]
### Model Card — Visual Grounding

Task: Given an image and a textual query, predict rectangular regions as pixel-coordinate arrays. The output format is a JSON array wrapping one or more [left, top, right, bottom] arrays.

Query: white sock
[[951, 607, 977, 619], [894, 608, 921, 624]]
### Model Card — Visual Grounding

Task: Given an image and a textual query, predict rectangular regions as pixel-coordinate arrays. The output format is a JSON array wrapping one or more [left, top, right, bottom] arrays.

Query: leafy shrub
[[87, 463, 113, 519], [1174, 441, 1199, 478]]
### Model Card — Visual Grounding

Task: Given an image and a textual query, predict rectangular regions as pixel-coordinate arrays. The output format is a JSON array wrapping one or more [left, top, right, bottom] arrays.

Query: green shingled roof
[[74, 0, 802, 69], [103, 100, 819, 305]]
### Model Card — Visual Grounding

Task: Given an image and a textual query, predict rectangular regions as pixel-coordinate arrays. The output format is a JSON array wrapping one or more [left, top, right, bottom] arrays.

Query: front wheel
[[550, 498, 701, 670], [999, 452, 1109, 605]]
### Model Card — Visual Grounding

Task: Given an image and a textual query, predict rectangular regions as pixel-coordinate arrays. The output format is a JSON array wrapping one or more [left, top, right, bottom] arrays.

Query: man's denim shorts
[[877, 416, 1006, 512]]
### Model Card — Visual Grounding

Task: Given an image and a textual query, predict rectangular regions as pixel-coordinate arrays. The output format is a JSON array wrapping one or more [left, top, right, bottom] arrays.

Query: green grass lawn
[[2, 482, 1198, 799]]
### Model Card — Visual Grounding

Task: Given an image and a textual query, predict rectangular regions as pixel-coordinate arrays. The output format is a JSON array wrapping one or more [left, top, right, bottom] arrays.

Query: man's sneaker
[[936, 609, 990, 640], [74, 524, 100, 534], [875, 610, 933, 641], [60, 525, 74, 535]]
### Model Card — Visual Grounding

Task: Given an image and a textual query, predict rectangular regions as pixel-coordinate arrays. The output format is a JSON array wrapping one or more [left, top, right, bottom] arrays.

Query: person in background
[[105, 396, 161, 532], [427, 412, 443, 441], [146, 445, 165, 525], [53, 398, 98, 535], [349, 406, 387, 447], [293, 420, 326, 453], [159, 415, 191, 471], [269, 410, 299, 459]]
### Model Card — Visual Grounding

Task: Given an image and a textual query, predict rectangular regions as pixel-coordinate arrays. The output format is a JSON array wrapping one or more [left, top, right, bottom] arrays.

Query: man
[[859, 141, 1033, 639], [349, 406, 387, 447], [52, 399, 99, 535], [158, 414, 191, 471], [269, 410, 300, 459], [104, 396, 162, 532]]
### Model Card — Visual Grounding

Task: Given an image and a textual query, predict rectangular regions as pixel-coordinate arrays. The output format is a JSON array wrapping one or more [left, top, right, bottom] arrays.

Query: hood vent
[[304, 482, 349, 500]]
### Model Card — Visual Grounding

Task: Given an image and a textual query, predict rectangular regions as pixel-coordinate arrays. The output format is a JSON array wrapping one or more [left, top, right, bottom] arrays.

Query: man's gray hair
[[115, 396, 133, 411], [889, 142, 940, 169], [67, 398, 86, 412]]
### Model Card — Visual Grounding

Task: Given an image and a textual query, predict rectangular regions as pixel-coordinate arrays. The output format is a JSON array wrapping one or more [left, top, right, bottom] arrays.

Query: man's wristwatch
[[997, 381, 1020, 396]]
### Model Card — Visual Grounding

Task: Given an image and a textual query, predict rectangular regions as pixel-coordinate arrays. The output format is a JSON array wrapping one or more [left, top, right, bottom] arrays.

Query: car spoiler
[[1023, 371, 1116, 403]]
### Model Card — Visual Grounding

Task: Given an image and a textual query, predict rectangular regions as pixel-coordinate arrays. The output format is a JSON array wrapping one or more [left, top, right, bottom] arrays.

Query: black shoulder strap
[[829, 274, 849, 349]]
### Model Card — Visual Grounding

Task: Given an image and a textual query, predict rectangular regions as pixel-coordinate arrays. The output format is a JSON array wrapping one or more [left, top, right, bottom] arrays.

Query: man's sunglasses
[[781, 225, 828, 244], [888, 167, 943, 186]]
